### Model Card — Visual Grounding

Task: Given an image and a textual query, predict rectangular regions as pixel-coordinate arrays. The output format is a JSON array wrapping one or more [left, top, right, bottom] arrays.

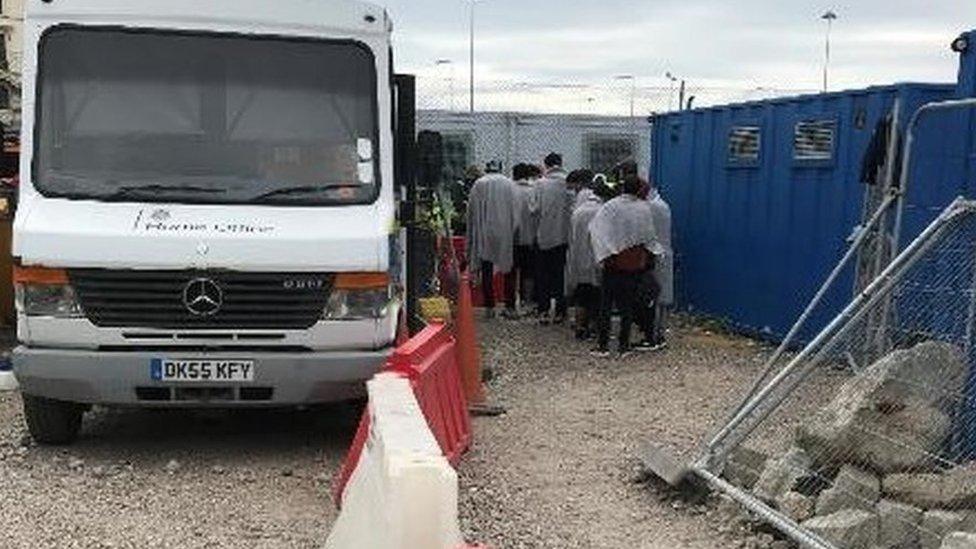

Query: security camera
[[952, 36, 969, 54]]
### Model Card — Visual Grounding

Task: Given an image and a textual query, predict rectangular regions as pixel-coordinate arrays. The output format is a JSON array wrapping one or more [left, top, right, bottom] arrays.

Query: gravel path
[[459, 316, 779, 548], [0, 317, 782, 548]]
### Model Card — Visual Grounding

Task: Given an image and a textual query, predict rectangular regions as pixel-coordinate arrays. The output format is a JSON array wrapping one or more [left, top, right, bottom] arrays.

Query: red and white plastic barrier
[[327, 324, 480, 549]]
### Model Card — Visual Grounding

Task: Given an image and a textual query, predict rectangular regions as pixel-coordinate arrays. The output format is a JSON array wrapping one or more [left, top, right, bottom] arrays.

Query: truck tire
[[22, 394, 83, 445]]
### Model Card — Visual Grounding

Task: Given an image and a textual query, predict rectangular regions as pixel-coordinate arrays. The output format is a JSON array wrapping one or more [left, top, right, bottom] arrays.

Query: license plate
[[150, 359, 255, 383]]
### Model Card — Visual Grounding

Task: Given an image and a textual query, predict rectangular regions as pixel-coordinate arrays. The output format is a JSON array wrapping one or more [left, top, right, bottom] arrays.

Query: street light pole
[[615, 75, 636, 118], [822, 10, 838, 93], [469, 0, 476, 113], [666, 72, 679, 111], [436, 59, 455, 111]]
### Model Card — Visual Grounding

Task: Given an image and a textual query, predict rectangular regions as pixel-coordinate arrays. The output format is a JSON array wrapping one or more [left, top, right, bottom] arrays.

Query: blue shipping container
[[651, 52, 976, 341]]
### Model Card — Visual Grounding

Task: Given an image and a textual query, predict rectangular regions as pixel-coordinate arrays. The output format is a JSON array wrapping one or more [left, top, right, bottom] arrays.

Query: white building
[[417, 109, 651, 181]]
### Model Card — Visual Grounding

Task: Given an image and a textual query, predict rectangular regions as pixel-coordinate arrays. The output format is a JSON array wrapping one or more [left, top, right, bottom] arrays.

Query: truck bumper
[[13, 346, 390, 406]]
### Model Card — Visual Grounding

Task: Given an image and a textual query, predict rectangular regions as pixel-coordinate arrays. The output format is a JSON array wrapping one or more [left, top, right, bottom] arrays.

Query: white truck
[[12, 0, 419, 443]]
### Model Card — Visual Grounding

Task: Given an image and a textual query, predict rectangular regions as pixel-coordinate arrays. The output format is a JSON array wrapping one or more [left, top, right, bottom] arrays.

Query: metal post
[[694, 468, 836, 549], [468, 1, 475, 113], [821, 11, 837, 93], [865, 98, 901, 358]]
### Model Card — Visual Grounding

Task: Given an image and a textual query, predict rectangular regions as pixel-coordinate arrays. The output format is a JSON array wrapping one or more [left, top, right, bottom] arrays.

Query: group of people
[[464, 152, 673, 357]]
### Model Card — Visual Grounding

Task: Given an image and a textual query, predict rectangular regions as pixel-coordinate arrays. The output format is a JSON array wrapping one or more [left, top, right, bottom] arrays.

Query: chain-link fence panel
[[696, 199, 976, 549]]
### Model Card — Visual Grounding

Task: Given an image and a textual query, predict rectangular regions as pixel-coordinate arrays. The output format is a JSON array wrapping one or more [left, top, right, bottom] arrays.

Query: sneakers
[[590, 347, 611, 358], [635, 339, 668, 352], [501, 308, 520, 320]]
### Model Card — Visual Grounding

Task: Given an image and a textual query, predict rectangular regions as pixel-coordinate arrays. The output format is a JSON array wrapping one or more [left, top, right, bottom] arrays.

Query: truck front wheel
[[22, 394, 84, 445]]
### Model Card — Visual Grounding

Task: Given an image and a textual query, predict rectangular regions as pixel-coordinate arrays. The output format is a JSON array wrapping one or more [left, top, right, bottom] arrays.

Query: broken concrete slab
[[797, 341, 964, 475], [876, 499, 923, 549], [817, 464, 881, 516], [754, 446, 813, 504], [803, 509, 879, 549], [724, 446, 768, 491], [922, 510, 967, 549], [942, 532, 976, 549], [778, 491, 815, 523], [884, 468, 976, 511]]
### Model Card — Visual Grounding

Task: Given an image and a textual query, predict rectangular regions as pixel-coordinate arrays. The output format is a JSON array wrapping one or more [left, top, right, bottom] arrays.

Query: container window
[[440, 132, 474, 183], [728, 126, 761, 164], [794, 119, 836, 162], [585, 134, 638, 174]]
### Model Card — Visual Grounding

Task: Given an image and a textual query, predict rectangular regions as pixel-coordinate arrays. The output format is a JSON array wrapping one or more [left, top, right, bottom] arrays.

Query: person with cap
[[466, 160, 518, 319], [509, 163, 540, 316], [588, 175, 662, 357], [567, 179, 614, 340], [530, 152, 573, 324]]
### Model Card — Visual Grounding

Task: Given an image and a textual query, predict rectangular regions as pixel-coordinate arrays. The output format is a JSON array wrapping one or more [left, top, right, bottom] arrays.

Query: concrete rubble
[[722, 341, 976, 549]]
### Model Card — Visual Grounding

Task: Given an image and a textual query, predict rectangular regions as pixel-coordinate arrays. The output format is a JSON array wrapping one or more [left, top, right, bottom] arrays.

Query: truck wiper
[[106, 184, 227, 199], [249, 185, 348, 202]]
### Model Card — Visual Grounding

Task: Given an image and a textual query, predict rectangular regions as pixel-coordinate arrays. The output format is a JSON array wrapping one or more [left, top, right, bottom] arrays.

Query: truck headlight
[[13, 267, 85, 319], [323, 273, 393, 321]]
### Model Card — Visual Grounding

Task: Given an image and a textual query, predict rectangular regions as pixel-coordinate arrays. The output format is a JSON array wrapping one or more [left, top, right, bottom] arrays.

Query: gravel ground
[[459, 315, 786, 549], [0, 317, 802, 548], [0, 394, 360, 549]]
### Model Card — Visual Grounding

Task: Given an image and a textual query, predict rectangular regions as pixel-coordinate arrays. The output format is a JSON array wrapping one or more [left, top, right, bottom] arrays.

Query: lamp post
[[615, 75, 636, 118], [666, 72, 679, 111], [467, 0, 482, 113], [821, 10, 838, 93], [436, 59, 455, 111]]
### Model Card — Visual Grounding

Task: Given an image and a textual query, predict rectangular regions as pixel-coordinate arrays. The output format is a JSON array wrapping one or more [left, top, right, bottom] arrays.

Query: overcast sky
[[379, 0, 976, 112]]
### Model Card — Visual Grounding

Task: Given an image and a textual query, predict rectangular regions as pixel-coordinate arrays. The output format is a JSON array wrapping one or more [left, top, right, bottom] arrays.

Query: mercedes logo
[[182, 278, 224, 317]]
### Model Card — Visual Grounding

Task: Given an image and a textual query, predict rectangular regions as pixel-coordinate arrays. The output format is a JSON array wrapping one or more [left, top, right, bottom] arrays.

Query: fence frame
[[687, 98, 976, 549]]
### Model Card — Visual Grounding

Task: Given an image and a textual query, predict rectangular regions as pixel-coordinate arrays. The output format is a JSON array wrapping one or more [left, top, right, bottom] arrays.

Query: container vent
[[793, 119, 836, 161], [727, 126, 761, 163]]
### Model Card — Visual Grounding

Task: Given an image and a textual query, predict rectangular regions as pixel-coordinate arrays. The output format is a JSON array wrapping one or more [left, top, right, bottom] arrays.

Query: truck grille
[[69, 270, 334, 330]]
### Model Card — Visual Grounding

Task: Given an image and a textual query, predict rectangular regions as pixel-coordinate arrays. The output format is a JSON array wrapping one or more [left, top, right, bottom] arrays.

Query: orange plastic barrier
[[456, 272, 486, 406], [332, 323, 472, 507]]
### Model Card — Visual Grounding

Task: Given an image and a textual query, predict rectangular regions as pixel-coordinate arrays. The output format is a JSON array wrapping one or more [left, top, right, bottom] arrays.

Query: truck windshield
[[34, 27, 380, 205]]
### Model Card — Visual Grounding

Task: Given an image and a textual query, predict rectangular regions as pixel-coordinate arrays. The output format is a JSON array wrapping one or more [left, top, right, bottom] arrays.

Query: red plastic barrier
[[331, 323, 472, 507], [389, 323, 472, 467], [331, 412, 371, 507]]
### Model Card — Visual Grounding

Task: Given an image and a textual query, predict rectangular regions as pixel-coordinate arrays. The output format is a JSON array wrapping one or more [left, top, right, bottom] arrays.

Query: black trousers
[[574, 283, 601, 333], [536, 245, 568, 316], [635, 268, 661, 342], [509, 245, 536, 306], [598, 268, 640, 351]]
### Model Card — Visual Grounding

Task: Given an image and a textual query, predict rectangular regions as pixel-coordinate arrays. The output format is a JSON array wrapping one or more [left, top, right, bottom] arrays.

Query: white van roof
[[26, 0, 391, 37]]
